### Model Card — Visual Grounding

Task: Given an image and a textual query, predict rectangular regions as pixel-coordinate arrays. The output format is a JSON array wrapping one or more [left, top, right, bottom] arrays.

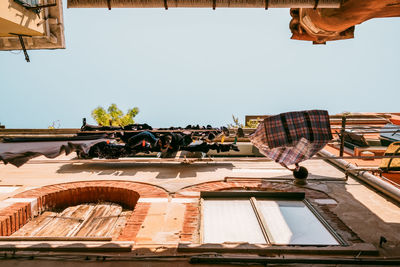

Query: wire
[[9, 50, 22, 55]]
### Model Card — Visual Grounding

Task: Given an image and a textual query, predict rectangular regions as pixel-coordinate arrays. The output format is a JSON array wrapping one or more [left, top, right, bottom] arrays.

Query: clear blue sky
[[1, 4, 399, 128]]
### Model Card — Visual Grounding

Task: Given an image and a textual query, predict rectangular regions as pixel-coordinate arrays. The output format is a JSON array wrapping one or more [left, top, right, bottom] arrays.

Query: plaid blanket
[[249, 110, 332, 166]]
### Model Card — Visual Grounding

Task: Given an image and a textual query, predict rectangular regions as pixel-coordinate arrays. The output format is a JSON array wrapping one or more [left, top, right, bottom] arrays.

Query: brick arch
[[0, 181, 168, 237], [174, 180, 265, 197], [174, 180, 329, 198]]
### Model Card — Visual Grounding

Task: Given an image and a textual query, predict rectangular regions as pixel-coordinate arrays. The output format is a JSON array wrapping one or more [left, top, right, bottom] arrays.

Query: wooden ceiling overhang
[[67, 0, 341, 9]]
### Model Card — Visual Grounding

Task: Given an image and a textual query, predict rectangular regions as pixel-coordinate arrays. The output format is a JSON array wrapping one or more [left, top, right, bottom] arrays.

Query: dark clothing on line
[[0, 138, 109, 167], [127, 131, 159, 149]]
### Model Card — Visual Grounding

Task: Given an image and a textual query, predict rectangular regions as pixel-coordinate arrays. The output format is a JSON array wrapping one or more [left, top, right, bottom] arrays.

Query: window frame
[[11, 202, 132, 239], [200, 191, 346, 246], [14, 0, 39, 7], [13, 0, 42, 14]]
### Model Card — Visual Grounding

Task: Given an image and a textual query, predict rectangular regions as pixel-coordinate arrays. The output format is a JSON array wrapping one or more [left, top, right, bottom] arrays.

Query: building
[[67, 0, 400, 44], [0, 0, 65, 60], [2, 0, 399, 58], [0, 114, 400, 266]]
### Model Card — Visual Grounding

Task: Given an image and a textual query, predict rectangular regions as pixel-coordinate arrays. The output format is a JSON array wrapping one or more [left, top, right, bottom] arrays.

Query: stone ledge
[[0, 241, 133, 252], [178, 243, 378, 256]]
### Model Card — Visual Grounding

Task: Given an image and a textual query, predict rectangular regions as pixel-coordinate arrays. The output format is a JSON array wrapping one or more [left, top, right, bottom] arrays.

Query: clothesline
[[79, 129, 222, 133], [2, 154, 397, 165], [79, 128, 400, 135]]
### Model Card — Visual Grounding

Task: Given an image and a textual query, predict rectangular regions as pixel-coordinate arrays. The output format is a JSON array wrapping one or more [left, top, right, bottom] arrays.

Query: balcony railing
[[14, 0, 39, 7]]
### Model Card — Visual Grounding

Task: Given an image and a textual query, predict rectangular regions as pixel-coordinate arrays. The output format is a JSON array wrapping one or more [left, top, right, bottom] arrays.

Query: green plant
[[91, 104, 139, 127], [247, 119, 261, 128]]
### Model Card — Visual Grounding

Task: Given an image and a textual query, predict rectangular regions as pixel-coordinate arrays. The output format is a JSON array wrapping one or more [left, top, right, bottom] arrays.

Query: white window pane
[[257, 200, 339, 245], [203, 199, 266, 243]]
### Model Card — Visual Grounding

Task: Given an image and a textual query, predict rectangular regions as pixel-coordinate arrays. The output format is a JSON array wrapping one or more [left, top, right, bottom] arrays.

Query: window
[[14, 0, 39, 7], [201, 192, 344, 246], [12, 202, 131, 239]]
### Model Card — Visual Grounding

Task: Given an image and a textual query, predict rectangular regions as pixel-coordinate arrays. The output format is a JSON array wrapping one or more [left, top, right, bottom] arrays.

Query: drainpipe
[[318, 149, 400, 204]]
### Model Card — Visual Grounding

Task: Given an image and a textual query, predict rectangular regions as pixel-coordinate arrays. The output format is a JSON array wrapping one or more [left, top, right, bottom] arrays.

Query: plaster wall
[[0, 0, 45, 37], [1, 155, 400, 260]]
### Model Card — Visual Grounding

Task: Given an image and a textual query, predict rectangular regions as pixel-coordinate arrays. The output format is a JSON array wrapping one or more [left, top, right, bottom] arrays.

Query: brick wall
[[180, 202, 199, 242], [0, 203, 31, 236], [118, 202, 151, 241], [0, 180, 359, 245]]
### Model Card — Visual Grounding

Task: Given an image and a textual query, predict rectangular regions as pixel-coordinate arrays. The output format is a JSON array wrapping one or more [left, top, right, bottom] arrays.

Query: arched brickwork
[[175, 180, 264, 198], [175, 180, 330, 198], [0, 180, 358, 244], [0, 181, 168, 237]]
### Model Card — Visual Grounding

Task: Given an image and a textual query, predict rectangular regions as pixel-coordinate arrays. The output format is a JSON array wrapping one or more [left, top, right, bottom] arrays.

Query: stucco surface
[[0, 153, 400, 259]]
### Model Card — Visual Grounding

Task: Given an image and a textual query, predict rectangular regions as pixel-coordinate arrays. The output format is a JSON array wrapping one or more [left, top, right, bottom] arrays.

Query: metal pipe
[[68, 0, 341, 9], [8, 33, 31, 62], [332, 131, 400, 134], [310, 155, 400, 160], [318, 149, 400, 204], [339, 115, 347, 157], [331, 126, 400, 129], [17, 35, 30, 62]]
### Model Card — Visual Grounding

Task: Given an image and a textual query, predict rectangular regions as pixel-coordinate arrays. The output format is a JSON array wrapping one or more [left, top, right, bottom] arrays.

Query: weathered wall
[[0, 0, 45, 37], [290, 0, 400, 43]]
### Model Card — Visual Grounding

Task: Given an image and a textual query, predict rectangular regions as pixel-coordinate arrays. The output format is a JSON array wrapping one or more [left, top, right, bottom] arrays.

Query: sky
[[0, 4, 399, 129]]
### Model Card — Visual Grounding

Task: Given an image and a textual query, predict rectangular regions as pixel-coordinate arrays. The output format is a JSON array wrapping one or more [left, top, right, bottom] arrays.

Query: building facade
[[0, 0, 65, 52], [0, 145, 399, 266]]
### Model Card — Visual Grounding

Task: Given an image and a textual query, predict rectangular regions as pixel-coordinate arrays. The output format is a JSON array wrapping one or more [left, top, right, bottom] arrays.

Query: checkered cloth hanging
[[249, 110, 332, 166]]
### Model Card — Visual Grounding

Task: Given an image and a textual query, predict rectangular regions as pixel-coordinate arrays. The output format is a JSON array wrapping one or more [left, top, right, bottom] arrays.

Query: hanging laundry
[[0, 125, 242, 166], [249, 110, 332, 167], [0, 138, 109, 167]]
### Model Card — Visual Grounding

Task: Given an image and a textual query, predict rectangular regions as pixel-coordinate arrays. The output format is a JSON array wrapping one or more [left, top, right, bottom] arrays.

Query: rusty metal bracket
[[313, 0, 319, 9], [25, 2, 57, 11], [9, 33, 31, 62], [339, 115, 347, 157]]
